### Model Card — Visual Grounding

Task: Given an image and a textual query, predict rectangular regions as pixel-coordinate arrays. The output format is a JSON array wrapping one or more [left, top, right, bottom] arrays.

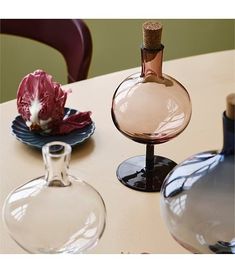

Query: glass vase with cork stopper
[[111, 21, 192, 192]]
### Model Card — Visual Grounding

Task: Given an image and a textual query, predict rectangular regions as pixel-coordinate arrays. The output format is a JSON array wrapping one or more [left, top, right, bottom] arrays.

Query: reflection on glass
[[113, 76, 191, 144], [111, 45, 191, 192], [161, 94, 235, 253], [161, 147, 234, 253], [3, 142, 106, 254]]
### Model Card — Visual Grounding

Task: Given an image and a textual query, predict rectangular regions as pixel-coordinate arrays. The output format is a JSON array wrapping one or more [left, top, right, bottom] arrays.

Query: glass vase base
[[116, 155, 177, 192]]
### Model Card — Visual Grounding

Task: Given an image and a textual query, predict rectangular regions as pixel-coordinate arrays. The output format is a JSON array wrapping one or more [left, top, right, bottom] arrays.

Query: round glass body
[[3, 142, 106, 253], [112, 72, 192, 144], [160, 150, 235, 254]]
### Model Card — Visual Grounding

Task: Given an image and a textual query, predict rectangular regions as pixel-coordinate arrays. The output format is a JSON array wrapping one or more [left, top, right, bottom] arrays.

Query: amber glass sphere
[[112, 72, 192, 144]]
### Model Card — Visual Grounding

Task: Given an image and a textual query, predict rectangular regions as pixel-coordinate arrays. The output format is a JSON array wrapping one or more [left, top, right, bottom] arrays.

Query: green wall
[[0, 19, 234, 103], [85, 19, 234, 77]]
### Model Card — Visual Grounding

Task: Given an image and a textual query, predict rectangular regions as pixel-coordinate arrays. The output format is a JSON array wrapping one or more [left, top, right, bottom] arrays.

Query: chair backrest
[[0, 19, 92, 83]]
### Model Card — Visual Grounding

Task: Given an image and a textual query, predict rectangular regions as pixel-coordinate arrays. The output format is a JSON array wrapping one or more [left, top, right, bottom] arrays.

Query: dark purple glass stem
[[146, 144, 154, 171]]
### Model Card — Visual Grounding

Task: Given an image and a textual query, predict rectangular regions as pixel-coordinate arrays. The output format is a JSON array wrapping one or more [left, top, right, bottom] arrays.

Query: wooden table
[[0, 50, 234, 254]]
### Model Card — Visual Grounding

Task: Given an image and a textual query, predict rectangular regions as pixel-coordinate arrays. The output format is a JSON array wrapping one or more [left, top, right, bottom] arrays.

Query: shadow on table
[[71, 138, 95, 160]]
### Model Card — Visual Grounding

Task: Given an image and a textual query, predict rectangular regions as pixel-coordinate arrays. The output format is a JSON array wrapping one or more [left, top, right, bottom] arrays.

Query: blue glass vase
[[160, 94, 235, 254]]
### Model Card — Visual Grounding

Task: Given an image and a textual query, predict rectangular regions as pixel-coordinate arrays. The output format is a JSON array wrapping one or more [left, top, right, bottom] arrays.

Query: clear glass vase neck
[[141, 45, 164, 80], [42, 142, 72, 187]]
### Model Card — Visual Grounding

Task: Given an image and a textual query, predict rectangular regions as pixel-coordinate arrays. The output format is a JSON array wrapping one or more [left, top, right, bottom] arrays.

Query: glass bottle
[[111, 21, 192, 192], [3, 141, 106, 253], [160, 94, 235, 254]]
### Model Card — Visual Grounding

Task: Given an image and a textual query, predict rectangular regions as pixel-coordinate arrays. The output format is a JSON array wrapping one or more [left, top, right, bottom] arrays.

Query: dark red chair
[[0, 19, 92, 82]]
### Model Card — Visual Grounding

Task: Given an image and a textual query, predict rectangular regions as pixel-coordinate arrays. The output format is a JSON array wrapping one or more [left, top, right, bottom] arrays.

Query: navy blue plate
[[11, 108, 95, 149]]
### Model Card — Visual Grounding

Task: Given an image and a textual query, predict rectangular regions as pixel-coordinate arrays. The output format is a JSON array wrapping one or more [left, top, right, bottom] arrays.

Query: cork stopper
[[226, 93, 235, 120], [143, 21, 163, 50]]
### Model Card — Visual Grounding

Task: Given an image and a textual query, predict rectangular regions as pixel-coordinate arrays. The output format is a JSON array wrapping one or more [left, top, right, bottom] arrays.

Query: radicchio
[[17, 70, 92, 135]]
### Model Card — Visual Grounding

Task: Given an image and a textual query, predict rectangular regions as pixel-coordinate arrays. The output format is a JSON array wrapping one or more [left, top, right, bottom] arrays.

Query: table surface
[[0, 50, 234, 254]]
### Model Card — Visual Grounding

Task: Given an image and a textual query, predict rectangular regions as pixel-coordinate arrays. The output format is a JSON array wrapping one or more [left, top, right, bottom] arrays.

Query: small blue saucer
[[11, 108, 95, 149]]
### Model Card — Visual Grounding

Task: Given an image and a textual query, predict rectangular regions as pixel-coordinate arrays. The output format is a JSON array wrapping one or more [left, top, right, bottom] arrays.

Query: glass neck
[[222, 112, 234, 155], [141, 45, 164, 81], [42, 143, 71, 187]]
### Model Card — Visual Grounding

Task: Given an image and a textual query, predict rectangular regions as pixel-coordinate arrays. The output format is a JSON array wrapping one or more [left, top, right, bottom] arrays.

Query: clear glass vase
[[3, 141, 106, 254], [111, 21, 192, 192], [160, 94, 235, 254]]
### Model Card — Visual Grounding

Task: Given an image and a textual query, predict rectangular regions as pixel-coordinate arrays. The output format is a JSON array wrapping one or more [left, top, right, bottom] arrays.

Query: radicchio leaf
[[17, 70, 92, 135]]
